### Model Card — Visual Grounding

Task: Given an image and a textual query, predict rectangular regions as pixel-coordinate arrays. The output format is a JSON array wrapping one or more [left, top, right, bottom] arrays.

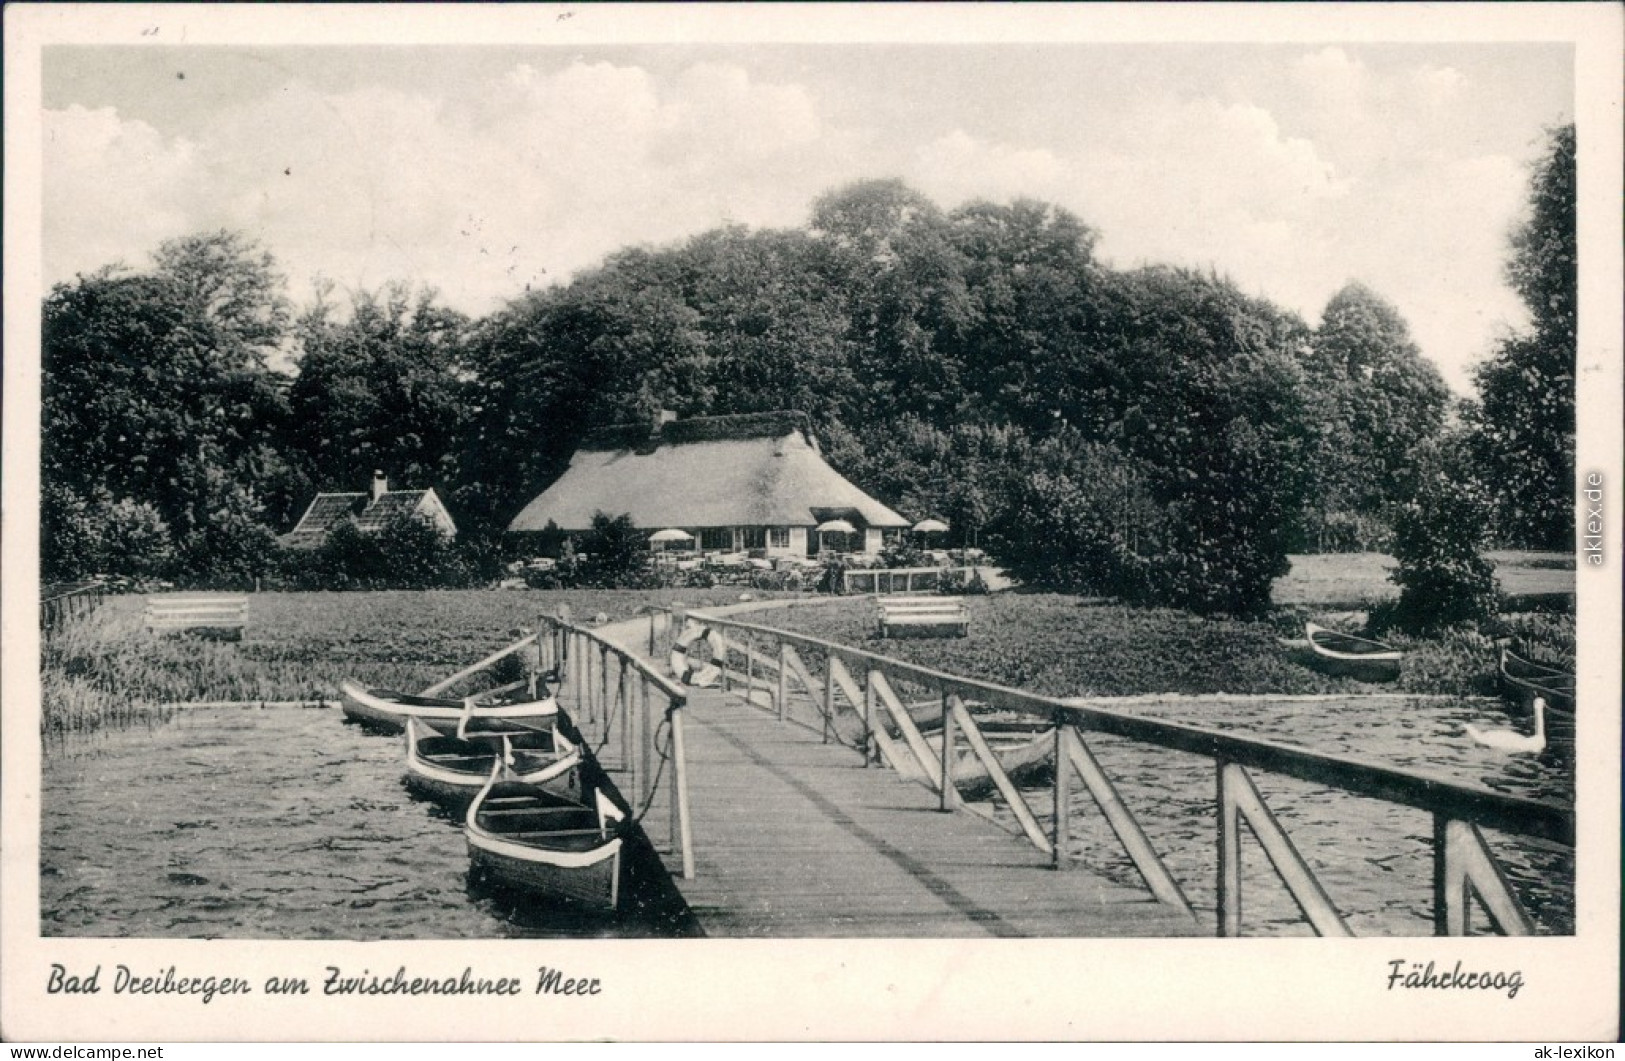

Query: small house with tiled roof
[[507, 411, 908, 556], [282, 473, 457, 550]]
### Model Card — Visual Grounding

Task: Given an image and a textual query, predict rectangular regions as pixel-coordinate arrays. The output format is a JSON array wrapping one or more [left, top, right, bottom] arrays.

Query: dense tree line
[[41, 128, 1574, 615]]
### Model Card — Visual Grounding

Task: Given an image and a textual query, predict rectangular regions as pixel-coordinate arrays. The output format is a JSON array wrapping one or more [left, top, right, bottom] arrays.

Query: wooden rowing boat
[[891, 699, 1050, 737], [341, 680, 558, 734], [1499, 645, 1575, 715], [464, 747, 627, 911], [924, 729, 1055, 801], [1283, 622, 1403, 682], [403, 716, 582, 809]]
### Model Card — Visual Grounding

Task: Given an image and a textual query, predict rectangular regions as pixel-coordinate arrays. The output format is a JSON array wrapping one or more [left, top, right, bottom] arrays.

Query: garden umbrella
[[814, 519, 857, 534], [912, 519, 950, 534], [649, 528, 694, 543]]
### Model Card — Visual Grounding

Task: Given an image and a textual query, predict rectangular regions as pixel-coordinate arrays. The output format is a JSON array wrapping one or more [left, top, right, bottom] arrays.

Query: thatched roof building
[[507, 411, 907, 555]]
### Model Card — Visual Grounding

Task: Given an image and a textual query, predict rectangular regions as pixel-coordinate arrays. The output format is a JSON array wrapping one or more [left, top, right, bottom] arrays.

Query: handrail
[[534, 612, 693, 880], [40, 580, 106, 636], [42, 581, 103, 604], [675, 606, 1572, 936], [683, 609, 1572, 844]]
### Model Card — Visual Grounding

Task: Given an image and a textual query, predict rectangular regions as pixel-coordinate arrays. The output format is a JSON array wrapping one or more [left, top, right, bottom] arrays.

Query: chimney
[[639, 409, 678, 454], [371, 470, 387, 502]]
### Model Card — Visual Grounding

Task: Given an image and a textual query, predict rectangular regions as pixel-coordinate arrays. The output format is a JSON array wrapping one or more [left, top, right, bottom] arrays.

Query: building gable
[[508, 411, 907, 535], [282, 485, 457, 550]]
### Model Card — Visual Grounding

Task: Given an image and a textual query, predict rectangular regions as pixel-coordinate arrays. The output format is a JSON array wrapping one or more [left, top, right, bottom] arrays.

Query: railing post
[[822, 654, 835, 745], [575, 632, 586, 721], [1433, 813, 1453, 936], [640, 673, 654, 809], [579, 635, 591, 724], [670, 694, 695, 879], [621, 657, 635, 781], [1052, 716, 1071, 869], [599, 645, 610, 732], [745, 633, 755, 705], [667, 683, 680, 849], [938, 691, 956, 811], [648, 612, 657, 658], [1217, 761, 1242, 937], [777, 642, 788, 723], [863, 669, 876, 767]]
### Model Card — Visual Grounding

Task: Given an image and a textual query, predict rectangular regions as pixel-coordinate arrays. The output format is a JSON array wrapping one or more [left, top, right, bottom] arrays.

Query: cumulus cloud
[[44, 105, 200, 281], [40, 48, 1556, 394], [909, 130, 1067, 205], [44, 59, 848, 310]]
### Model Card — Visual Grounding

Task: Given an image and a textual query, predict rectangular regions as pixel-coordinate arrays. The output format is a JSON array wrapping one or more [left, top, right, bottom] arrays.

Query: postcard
[[4, 2, 1619, 1043]]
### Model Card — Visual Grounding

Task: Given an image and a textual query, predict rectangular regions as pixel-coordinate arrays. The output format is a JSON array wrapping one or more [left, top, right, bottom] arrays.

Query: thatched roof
[[508, 412, 908, 533]]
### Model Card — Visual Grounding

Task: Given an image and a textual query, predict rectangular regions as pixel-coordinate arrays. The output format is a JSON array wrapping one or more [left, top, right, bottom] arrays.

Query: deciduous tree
[[1463, 124, 1575, 549]]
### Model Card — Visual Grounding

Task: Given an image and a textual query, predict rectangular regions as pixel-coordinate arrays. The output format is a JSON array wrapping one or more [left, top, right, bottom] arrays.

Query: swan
[[1465, 696, 1548, 754]]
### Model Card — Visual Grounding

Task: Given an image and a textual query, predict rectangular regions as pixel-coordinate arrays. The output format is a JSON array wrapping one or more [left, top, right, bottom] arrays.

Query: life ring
[[669, 621, 723, 687]]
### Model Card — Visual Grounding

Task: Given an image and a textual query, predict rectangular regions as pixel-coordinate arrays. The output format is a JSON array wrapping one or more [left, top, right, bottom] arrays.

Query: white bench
[[877, 596, 969, 639], [145, 596, 249, 640]]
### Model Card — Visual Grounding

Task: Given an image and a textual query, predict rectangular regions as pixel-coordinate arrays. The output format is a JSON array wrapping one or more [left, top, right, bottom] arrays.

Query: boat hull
[[1296, 623, 1403, 682], [465, 780, 625, 911], [924, 730, 1055, 801], [467, 838, 622, 911], [404, 722, 581, 809], [342, 680, 557, 735], [1499, 648, 1576, 715]]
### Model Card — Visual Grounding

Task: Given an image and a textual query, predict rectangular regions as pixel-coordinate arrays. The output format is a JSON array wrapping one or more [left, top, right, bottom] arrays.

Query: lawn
[[1273, 550, 1574, 607]]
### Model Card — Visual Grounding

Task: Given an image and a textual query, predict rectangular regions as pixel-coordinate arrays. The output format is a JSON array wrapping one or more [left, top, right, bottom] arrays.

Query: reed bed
[[762, 595, 1363, 698], [39, 587, 794, 739], [760, 594, 1574, 701]]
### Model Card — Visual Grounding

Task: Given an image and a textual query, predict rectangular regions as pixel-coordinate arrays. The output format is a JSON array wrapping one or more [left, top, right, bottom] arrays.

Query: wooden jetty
[[664, 685, 1192, 937], [533, 606, 1573, 940]]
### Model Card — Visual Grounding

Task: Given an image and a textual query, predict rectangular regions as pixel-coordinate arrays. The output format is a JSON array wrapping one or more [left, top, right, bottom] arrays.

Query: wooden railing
[[532, 613, 695, 880], [655, 607, 1572, 937], [40, 581, 105, 637]]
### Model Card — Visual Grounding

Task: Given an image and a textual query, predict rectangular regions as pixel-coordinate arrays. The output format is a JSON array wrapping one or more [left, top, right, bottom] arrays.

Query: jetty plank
[[660, 685, 1196, 938]]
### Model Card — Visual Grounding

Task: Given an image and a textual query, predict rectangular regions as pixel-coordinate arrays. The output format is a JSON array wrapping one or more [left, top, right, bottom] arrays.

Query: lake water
[[40, 693, 1572, 939], [993, 693, 1574, 936], [40, 708, 693, 939]]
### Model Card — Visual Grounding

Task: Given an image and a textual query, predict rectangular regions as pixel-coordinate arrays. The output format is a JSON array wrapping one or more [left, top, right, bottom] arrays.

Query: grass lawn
[[1273, 550, 1574, 607]]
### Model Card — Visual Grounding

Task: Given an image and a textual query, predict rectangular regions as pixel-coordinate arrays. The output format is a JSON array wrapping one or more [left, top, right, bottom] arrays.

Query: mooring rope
[[629, 710, 674, 824]]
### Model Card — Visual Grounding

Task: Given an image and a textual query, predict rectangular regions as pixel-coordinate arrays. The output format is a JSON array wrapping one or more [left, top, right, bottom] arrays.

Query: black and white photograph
[[3, 2, 1620, 1043]]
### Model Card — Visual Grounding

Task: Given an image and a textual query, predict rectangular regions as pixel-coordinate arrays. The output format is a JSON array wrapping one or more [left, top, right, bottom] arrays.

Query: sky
[[41, 42, 1572, 394]]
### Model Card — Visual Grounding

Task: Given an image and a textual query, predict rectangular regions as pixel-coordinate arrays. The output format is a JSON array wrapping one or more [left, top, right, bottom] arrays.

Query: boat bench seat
[[877, 596, 970, 639], [145, 596, 249, 641]]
